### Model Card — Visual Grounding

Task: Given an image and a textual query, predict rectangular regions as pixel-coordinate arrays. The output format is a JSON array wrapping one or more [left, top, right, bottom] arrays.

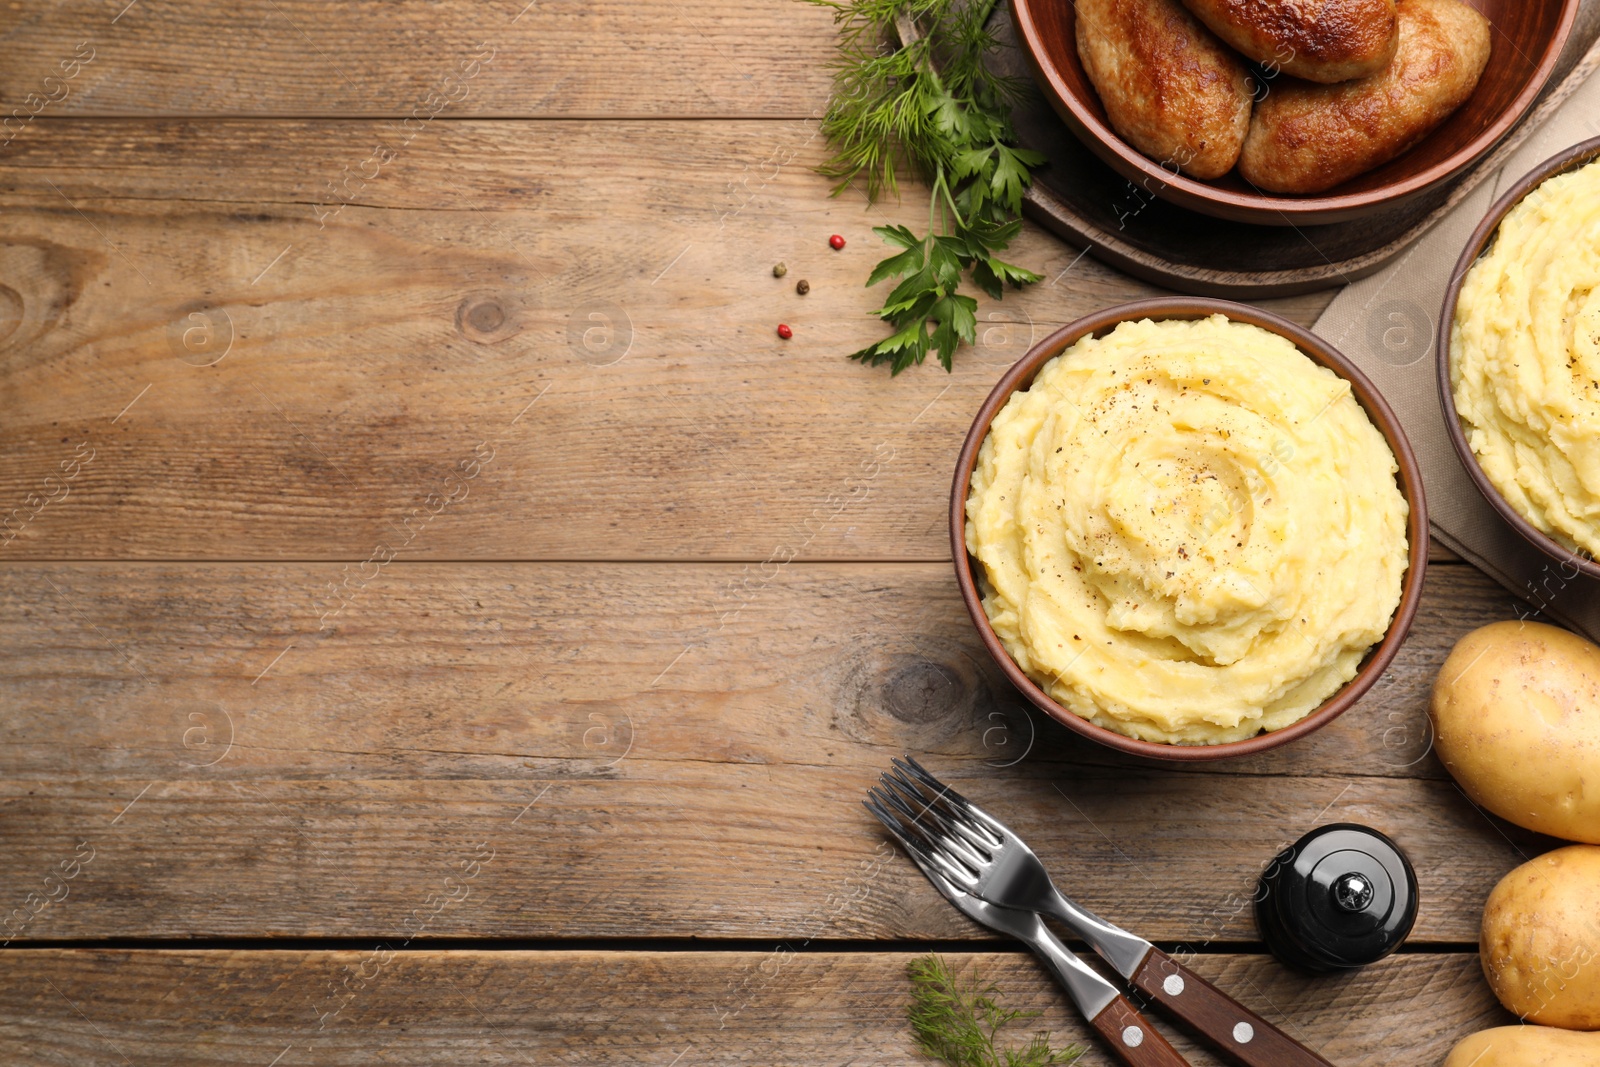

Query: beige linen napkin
[[1313, 66, 1600, 641]]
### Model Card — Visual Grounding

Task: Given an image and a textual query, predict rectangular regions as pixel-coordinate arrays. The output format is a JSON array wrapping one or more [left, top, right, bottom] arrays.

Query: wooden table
[[0, 3, 1538, 1063]]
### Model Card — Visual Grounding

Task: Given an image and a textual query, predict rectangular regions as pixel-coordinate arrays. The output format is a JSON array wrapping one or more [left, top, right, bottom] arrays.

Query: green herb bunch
[[908, 954, 1085, 1067], [807, 0, 1045, 374]]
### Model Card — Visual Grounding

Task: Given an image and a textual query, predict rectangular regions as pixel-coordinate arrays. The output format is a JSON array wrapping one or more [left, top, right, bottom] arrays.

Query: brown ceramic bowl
[[1010, 0, 1579, 226], [1438, 135, 1600, 582], [951, 298, 1429, 761]]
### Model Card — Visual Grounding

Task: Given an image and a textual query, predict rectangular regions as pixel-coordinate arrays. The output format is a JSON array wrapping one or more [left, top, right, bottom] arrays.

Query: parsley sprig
[[908, 954, 1086, 1067], [808, 0, 1045, 374]]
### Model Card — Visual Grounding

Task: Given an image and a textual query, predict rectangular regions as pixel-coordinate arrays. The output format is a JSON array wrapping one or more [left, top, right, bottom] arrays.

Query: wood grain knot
[[882, 661, 966, 724], [0, 238, 88, 362], [466, 301, 504, 333], [456, 295, 514, 344], [832, 644, 989, 749]]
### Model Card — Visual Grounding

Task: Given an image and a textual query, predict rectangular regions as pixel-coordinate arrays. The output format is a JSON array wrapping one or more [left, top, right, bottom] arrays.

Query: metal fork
[[876, 757, 1335, 1067], [866, 790, 1189, 1067]]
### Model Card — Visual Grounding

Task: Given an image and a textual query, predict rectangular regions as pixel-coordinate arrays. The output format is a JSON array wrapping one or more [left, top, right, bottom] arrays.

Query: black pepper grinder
[[1255, 823, 1418, 974]]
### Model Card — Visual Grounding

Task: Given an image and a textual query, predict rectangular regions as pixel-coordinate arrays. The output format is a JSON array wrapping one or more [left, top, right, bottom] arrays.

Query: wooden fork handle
[[1130, 948, 1335, 1067], [1089, 996, 1190, 1067]]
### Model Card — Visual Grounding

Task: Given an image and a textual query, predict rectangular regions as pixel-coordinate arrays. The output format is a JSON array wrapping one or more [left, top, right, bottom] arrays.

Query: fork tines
[[898, 757, 1011, 836], [893, 756, 974, 808], [862, 788, 949, 875], [865, 758, 1002, 889], [890, 759, 1001, 840]]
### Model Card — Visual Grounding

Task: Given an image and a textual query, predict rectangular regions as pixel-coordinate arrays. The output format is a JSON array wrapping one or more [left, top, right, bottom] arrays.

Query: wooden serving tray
[[990, 0, 1600, 297]]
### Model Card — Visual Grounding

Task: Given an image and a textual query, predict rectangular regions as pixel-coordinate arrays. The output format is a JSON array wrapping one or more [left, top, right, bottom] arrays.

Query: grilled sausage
[[1238, 0, 1490, 194], [1178, 0, 1399, 83], [1077, 0, 1255, 180]]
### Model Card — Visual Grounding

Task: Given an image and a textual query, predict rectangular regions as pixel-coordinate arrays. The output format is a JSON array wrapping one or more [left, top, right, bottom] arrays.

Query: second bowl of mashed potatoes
[[952, 300, 1427, 759], [1443, 137, 1600, 579]]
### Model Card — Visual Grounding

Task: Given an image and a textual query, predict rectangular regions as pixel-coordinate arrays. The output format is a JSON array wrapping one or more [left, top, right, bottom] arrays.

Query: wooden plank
[[0, 119, 1336, 561], [0, 561, 1520, 783], [0, 949, 1508, 1065], [0, 560, 1544, 943], [0, 769, 1545, 943], [0, 0, 841, 118]]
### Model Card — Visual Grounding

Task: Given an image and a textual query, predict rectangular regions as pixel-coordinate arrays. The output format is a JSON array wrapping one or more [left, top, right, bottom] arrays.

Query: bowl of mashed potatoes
[[953, 299, 1427, 759], [1442, 136, 1600, 580]]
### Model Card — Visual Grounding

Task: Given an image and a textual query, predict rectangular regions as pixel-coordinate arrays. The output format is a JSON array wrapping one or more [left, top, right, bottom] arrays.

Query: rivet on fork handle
[[1131, 949, 1335, 1067], [1090, 996, 1189, 1067]]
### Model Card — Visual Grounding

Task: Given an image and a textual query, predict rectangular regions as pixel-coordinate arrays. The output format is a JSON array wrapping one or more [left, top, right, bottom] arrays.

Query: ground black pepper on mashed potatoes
[[966, 315, 1409, 744], [1452, 159, 1600, 558]]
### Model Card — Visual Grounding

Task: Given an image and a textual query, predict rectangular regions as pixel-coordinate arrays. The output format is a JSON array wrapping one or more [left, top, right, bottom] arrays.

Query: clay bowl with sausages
[[1011, 0, 1579, 225]]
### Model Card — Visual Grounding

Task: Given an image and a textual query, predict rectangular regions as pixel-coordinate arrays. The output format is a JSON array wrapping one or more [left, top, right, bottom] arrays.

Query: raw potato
[[1481, 847, 1600, 1030], [1238, 0, 1489, 194], [1445, 1026, 1600, 1066], [1430, 620, 1600, 844], [1178, 0, 1398, 83], [1077, 0, 1254, 179]]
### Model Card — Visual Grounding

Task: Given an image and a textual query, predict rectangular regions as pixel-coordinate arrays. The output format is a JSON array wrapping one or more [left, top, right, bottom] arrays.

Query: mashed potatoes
[[1451, 159, 1600, 557], [966, 315, 1410, 744]]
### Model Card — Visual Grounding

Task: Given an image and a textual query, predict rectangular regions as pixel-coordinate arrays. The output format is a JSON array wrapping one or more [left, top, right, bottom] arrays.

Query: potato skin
[[1445, 1025, 1600, 1066], [1430, 620, 1600, 844], [1238, 0, 1489, 194], [1481, 847, 1600, 1030], [1077, 0, 1254, 180], [1178, 0, 1398, 82]]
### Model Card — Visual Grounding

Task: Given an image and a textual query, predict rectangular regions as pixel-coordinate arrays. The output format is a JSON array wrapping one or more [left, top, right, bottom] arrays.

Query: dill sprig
[[907, 954, 1086, 1067], [807, 0, 1045, 374]]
